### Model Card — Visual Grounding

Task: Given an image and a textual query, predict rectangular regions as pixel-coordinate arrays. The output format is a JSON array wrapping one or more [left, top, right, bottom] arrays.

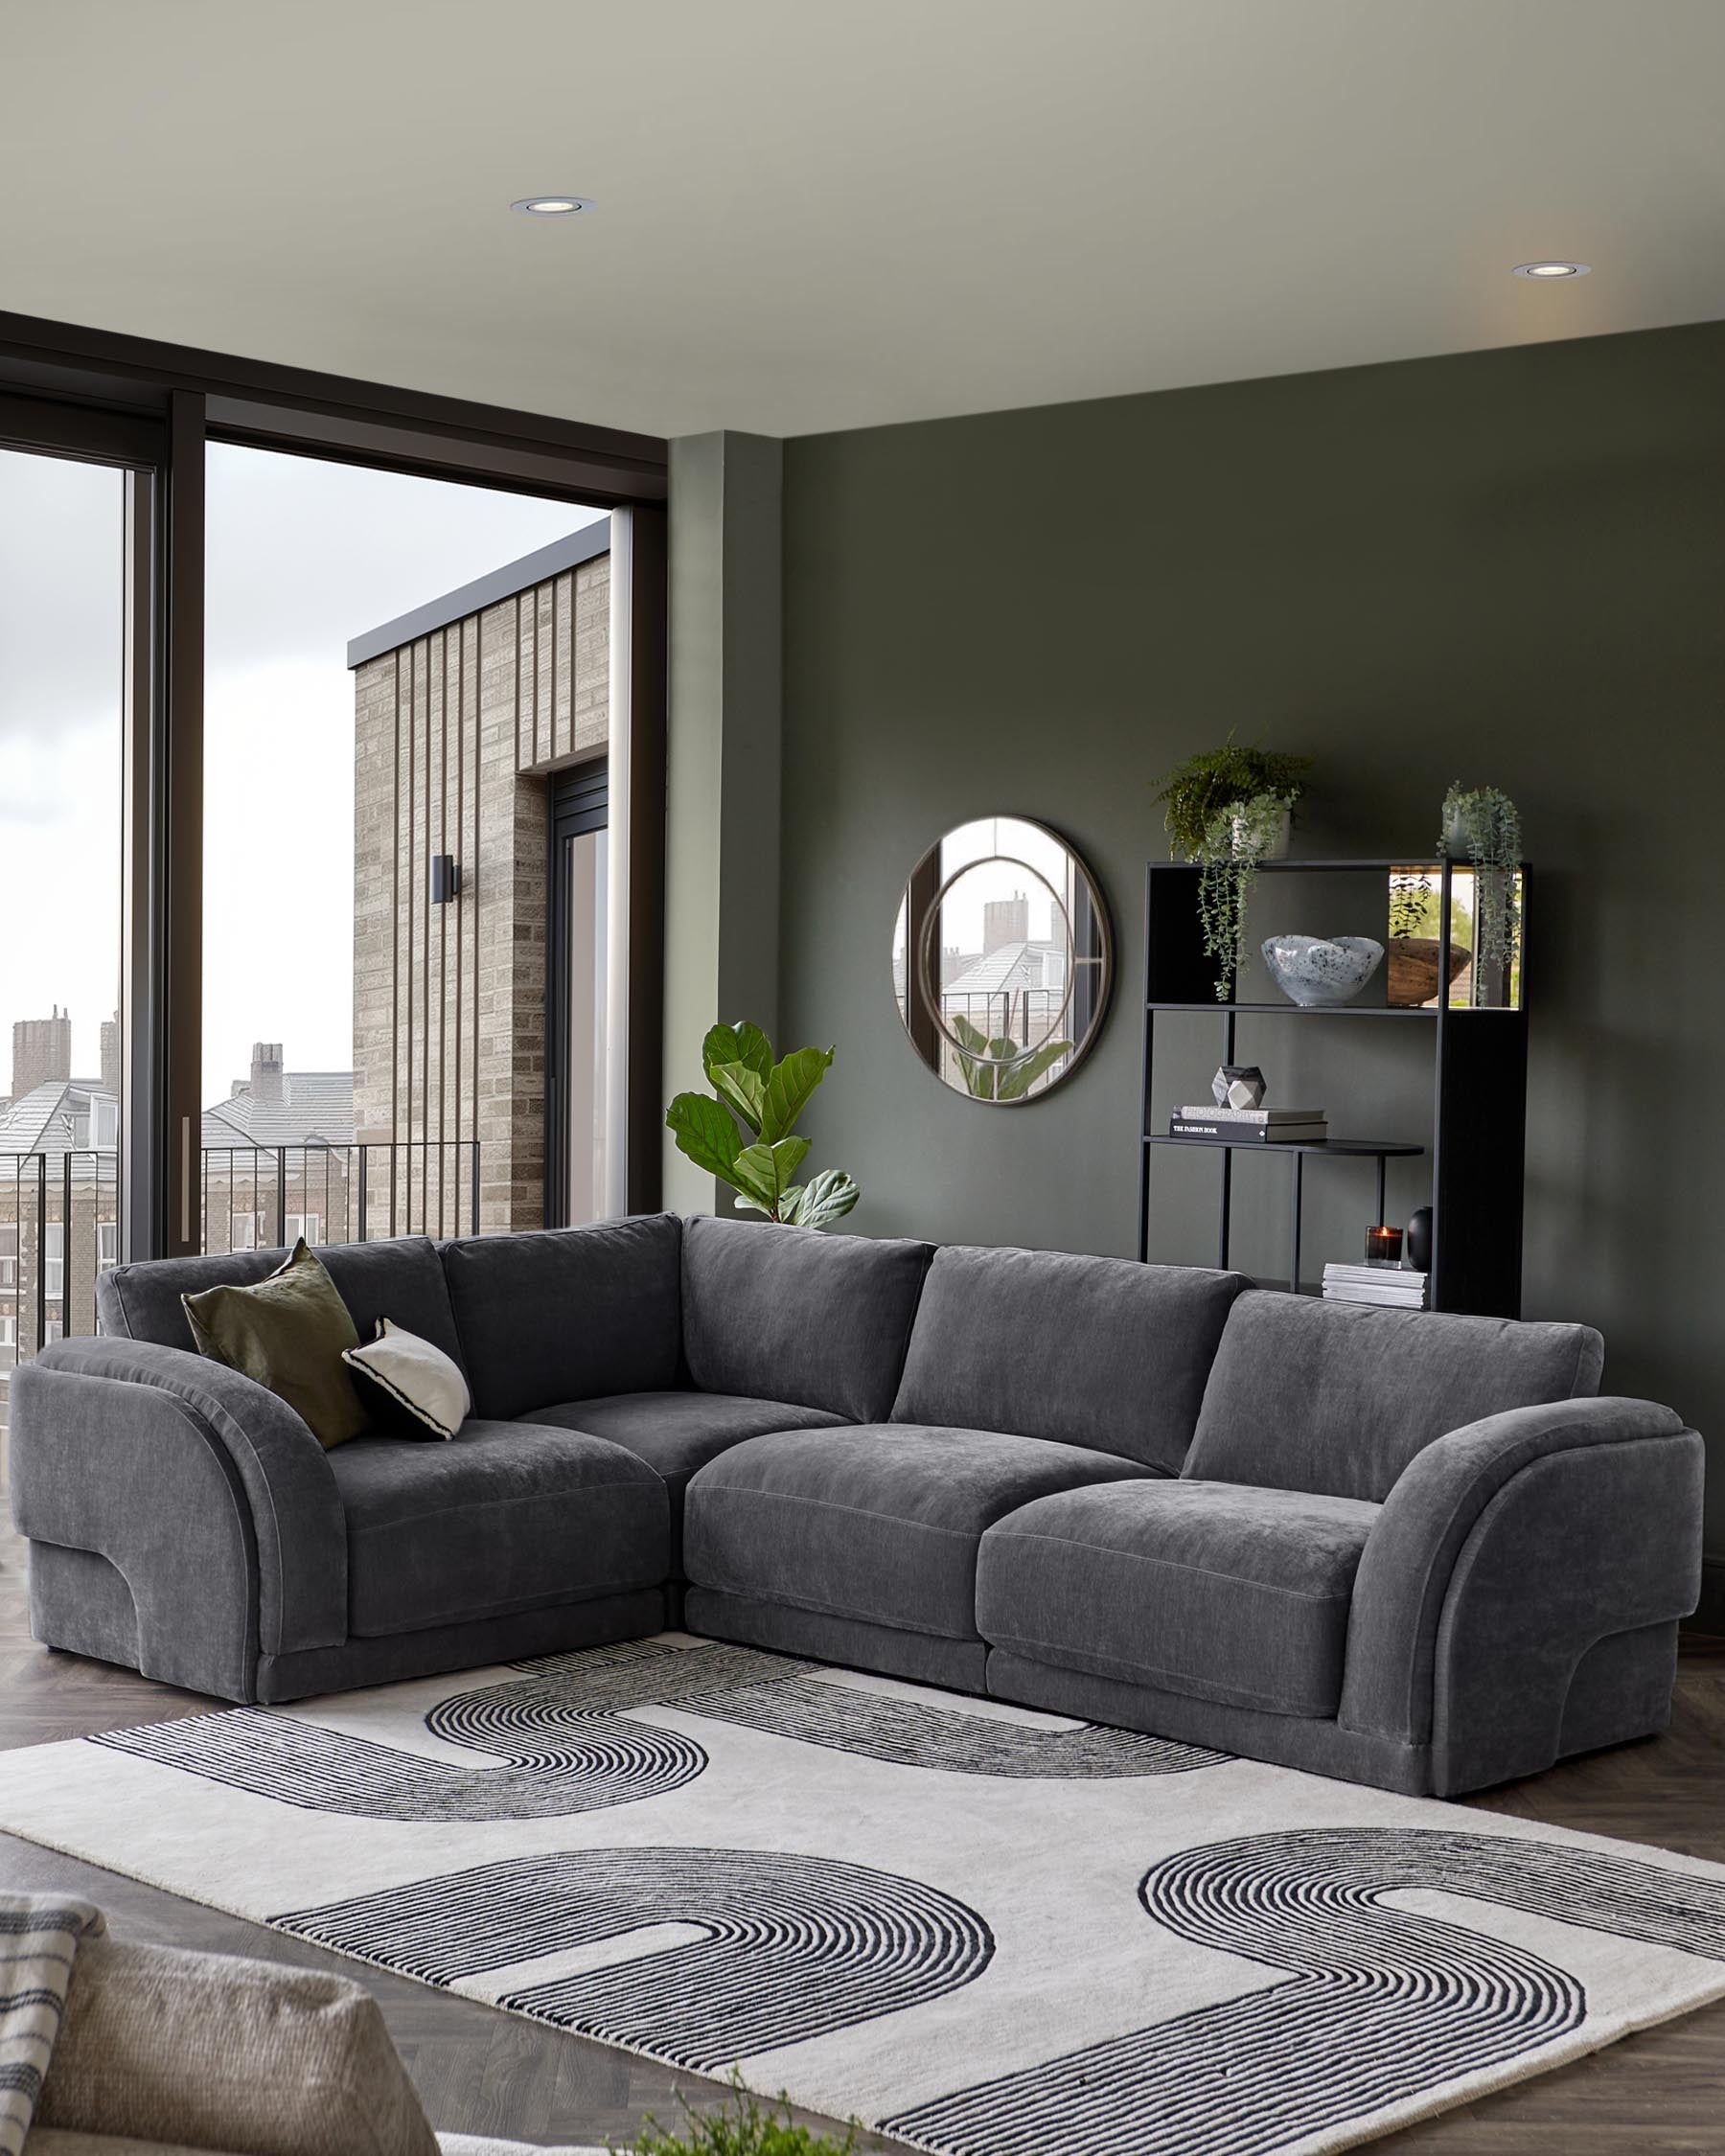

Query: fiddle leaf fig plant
[[667, 1023, 861, 1227], [949, 1011, 1073, 1101]]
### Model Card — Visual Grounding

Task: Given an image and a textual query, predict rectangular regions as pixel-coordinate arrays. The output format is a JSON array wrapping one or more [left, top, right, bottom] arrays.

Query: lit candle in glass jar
[[1366, 1226, 1404, 1267]]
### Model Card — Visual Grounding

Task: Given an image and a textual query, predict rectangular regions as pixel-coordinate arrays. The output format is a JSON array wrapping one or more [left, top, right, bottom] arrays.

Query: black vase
[[1407, 1205, 1434, 1273]]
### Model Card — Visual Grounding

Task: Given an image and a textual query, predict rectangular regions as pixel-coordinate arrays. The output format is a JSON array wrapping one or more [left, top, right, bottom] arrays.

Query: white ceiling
[[5, 1, 1724, 441]]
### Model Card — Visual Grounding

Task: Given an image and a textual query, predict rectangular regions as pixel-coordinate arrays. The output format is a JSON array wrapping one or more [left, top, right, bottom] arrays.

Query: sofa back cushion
[[441, 1214, 683, 1420], [97, 1234, 467, 1369], [890, 1246, 1251, 1472], [681, 1215, 932, 1422], [1184, 1289, 1605, 1501]]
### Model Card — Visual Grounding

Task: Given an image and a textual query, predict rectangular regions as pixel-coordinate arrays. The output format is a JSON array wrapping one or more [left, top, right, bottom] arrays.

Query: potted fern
[[1151, 737, 1313, 999]]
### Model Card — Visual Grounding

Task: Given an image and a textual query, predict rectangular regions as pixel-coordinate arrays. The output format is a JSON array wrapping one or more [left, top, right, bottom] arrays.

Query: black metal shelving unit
[[1136, 857, 1530, 1317]]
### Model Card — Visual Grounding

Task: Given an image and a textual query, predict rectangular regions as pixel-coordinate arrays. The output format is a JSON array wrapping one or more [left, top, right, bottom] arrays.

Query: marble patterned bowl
[[1261, 932, 1386, 1007]]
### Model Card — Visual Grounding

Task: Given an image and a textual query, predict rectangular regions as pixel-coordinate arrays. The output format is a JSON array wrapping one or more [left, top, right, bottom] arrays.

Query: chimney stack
[[100, 1009, 122, 1100], [983, 892, 1030, 954], [250, 1043, 284, 1106], [12, 1008, 72, 1101]]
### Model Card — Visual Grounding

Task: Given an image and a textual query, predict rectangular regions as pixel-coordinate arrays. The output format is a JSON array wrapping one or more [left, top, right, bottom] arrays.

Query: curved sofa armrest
[[1339, 1395, 1698, 1746], [30, 1337, 347, 1657]]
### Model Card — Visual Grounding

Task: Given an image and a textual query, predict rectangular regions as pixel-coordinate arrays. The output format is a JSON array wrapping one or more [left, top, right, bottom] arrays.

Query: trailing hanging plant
[[1438, 783, 1522, 977], [949, 1010, 1073, 1101], [667, 1023, 861, 1227], [1193, 791, 1289, 1001], [1151, 736, 1313, 1000]]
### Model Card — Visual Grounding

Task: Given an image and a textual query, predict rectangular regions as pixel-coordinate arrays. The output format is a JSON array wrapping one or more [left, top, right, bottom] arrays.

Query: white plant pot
[[1231, 804, 1292, 860]]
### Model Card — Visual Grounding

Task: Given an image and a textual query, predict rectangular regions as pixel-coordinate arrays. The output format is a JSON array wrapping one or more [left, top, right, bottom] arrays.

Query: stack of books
[[1322, 1262, 1428, 1309], [1169, 1105, 1327, 1143]]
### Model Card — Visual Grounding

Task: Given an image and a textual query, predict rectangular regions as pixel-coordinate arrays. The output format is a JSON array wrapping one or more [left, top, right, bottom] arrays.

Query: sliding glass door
[[0, 400, 162, 1405], [547, 765, 610, 1227]]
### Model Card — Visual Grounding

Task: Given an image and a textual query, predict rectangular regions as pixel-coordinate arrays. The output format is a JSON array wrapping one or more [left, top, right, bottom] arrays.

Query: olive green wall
[[777, 320, 1725, 1617]]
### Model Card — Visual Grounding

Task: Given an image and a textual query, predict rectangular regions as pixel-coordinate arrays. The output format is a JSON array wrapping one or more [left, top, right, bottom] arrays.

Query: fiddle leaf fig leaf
[[705, 1021, 773, 1080], [995, 1040, 1073, 1099], [761, 1045, 833, 1143], [707, 1057, 767, 1135], [950, 1012, 989, 1053], [782, 1168, 861, 1229], [735, 1135, 812, 1216], [665, 1092, 744, 1181]]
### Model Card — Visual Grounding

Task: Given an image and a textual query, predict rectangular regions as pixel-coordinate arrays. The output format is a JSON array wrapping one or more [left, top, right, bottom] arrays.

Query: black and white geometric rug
[[0, 1635, 1722, 2156]]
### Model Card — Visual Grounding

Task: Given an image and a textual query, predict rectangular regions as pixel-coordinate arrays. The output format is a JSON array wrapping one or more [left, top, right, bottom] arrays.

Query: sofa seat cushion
[[682, 1425, 1152, 1641], [526, 1392, 851, 1567], [976, 1479, 1382, 1718], [328, 1420, 668, 1637]]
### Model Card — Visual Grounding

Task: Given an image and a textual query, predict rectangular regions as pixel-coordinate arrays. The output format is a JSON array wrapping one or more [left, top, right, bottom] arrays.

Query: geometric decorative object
[[1211, 1064, 1267, 1111], [892, 814, 1113, 1106], [1, 1634, 1721, 2156], [1261, 932, 1387, 1008]]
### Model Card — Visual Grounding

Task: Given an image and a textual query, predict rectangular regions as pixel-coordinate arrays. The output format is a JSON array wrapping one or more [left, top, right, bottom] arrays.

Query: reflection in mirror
[[892, 815, 1112, 1103], [1386, 865, 1525, 1010]]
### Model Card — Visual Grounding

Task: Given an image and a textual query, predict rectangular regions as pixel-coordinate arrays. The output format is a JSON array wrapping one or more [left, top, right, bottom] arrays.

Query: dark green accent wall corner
[[778, 320, 1725, 1618]]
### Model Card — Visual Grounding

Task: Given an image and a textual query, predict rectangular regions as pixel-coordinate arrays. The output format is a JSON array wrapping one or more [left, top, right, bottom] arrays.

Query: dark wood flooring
[[0, 1513, 1719, 2152]]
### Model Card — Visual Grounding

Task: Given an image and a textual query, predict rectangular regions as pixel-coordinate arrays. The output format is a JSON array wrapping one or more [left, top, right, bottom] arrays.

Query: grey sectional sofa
[[9, 1215, 1705, 1796]]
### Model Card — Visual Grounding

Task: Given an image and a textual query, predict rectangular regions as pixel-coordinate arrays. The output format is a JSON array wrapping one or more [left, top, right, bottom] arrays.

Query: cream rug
[[0, 1635, 1721, 2156]]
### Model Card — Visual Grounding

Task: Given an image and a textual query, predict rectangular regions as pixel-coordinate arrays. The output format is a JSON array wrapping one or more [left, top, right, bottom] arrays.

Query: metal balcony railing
[[0, 1140, 481, 1408]]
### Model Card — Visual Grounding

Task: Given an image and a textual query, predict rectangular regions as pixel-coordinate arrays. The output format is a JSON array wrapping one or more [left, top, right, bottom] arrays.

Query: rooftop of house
[[942, 940, 1069, 1000], [347, 517, 610, 669], [200, 1069, 356, 1152], [0, 1080, 119, 1171]]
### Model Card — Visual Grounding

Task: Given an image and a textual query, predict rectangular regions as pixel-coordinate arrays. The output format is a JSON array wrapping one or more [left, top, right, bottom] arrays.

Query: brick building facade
[[349, 523, 610, 1235]]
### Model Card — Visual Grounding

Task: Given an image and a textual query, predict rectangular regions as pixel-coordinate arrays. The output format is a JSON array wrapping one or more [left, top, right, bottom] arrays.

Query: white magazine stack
[[1321, 1261, 1428, 1309]]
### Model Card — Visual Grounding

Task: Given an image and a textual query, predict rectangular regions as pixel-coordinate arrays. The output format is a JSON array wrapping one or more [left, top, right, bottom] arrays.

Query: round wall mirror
[[891, 814, 1113, 1104]]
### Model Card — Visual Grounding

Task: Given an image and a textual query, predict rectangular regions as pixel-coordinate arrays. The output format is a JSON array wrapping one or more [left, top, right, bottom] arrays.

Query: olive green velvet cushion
[[181, 1239, 370, 1450]]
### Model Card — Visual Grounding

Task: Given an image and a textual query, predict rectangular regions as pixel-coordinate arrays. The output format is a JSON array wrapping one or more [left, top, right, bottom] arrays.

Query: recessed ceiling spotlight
[[512, 195, 595, 217], [1512, 261, 1590, 279]]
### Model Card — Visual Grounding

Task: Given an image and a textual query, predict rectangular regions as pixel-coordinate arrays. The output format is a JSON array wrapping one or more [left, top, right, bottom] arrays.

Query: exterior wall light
[[430, 855, 462, 905]]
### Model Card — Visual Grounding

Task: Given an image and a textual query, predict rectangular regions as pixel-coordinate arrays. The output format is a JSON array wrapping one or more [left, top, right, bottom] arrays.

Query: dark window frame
[[0, 313, 668, 1254]]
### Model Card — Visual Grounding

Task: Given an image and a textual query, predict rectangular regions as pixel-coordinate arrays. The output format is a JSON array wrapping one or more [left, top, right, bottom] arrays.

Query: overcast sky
[[0, 443, 598, 1107]]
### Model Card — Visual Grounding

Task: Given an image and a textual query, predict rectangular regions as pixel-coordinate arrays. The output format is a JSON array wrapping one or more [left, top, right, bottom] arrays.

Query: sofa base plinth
[[683, 1587, 988, 1693], [984, 1649, 1437, 1795], [25, 1541, 666, 1708], [1559, 1620, 1678, 1755], [1428, 1617, 1681, 1796], [258, 1589, 668, 1701], [30, 1543, 146, 1679]]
